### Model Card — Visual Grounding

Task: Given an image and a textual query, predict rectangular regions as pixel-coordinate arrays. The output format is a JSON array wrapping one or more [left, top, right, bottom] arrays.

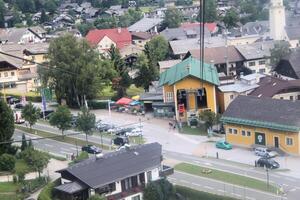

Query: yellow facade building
[[221, 95, 300, 155], [159, 57, 219, 122]]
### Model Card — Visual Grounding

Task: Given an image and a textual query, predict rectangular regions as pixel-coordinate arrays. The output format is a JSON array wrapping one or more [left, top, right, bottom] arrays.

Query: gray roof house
[[235, 41, 275, 61], [0, 26, 46, 44], [128, 17, 163, 33], [55, 143, 173, 200], [274, 49, 300, 79], [160, 26, 210, 41]]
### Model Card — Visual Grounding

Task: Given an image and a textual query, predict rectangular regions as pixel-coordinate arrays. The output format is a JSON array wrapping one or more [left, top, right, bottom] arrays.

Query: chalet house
[[128, 18, 163, 34], [274, 49, 300, 79], [235, 41, 275, 74], [185, 46, 244, 77], [159, 57, 219, 122], [0, 26, 46, 44], [249, 75, 300, 100], [221, 96, 300, 155], [0, 43, 49, 93], [86, 28, 132, 54], [54, 143, 173, 200]]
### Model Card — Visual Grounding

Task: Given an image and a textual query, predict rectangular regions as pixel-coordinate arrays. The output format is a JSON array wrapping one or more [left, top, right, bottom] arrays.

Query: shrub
[[69, 151, 89, 165], [0, 153, 16, 171], [87, 100, 107, 109], [13, 175, 17, 183], [38, 179, 60, 200], [6, 93, 42, 102], [17, 170, 26, 183]]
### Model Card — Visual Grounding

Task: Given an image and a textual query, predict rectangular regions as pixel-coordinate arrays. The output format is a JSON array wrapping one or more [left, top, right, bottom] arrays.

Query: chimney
[[117, 27, 121, 33]]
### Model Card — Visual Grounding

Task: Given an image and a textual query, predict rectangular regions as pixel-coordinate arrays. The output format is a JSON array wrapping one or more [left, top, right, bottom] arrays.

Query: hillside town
[[0, 0, 300, 200]]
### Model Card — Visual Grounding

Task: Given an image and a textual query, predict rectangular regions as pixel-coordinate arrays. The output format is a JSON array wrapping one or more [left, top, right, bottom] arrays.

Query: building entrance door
[[274, 136, 279, 148], [255, 132, 266, 146]]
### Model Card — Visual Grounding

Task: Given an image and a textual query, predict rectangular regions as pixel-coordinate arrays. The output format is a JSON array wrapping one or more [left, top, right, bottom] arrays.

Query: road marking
[[60, 147, 71, 151], [285, 177, 296, 182], [191, 183, 202, 187], [204, 186, 213, 190], [180, 180, 189, 184], [246, 197, 256, 200], [70, 147, 78, 151], [217, 189, 224, 193], [45, 144, 53, 147], [60, 151, 71, 155], [204, 162, 212, 166], [289, 188, 297, 192]]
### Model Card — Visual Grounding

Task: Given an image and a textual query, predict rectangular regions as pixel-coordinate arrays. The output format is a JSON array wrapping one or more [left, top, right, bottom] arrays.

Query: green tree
[[175, 0, 192, 6], [88, 194, 106, 200], [16, 0, 36, 13], [144, 35, 169, 67], [199, 110, 220, 131], [40, 9, 48, 23], [204, 0, 217, 22], [163, 7, 183, 28], [44, 0, 57, 13], [77, 22, 95, 36], [93, 17, 117, 29], [134, 53, 157, 91], [108, 45, 131, 98], [222, 8, 239, 28], [49, 105, 72, 139], [39, 35, 113, 107], [21, 133, 27, 151], [21, 102, 40, 130], [270, 41, 291, 67], [0, 153, 15, 171], [144, 181, 163, 200], [158, 0, 164, 7], [28, 139, 33, 149], [0, 0, 5, 28], [144, 179, 174, 200], [76, 107, 96, 144], [20, 148, 50, 178], [118, 8, 143, 27], [0, 100, 14, 154]]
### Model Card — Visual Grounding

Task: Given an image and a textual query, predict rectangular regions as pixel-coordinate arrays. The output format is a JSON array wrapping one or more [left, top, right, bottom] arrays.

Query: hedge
[[6, 93, 42, 102], [87, 100, 108, 109]]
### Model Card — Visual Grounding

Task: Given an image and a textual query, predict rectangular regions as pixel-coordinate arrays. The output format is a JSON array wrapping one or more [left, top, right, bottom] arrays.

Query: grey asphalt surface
[[14, 123, 300, 199], [169, 171, 287, 200]]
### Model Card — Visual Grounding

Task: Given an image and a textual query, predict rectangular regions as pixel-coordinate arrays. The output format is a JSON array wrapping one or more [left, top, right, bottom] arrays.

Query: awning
[[130, 100, 141, 106], [132, 95, 140, 100], [116, 97, 133, 105], [54, 181, 87, 194]]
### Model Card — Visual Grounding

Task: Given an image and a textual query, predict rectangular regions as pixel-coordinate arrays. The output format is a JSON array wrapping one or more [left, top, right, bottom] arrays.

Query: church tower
[[269, 0, 286, 40]]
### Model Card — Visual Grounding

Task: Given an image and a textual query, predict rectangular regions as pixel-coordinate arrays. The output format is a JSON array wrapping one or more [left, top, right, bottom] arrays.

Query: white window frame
[[166, 92, 174, 102], [286, 137, 293, 146], [249, 61, 255, 67], [258, 60, 266, 65]]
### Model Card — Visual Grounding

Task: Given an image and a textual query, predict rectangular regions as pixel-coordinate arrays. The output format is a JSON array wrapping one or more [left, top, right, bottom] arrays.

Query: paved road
[[14, 129, 81, 157], [16, 123, 300, 199], [169, 171, 287, 200], [165, 150, 300, 200]]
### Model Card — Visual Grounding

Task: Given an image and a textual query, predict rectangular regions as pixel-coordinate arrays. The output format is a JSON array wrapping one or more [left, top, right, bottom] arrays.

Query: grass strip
[[180, 125, 207, 136], [15, 125, 111, 150], [172, 185, 237, 200], [175, 162, 278, 194]]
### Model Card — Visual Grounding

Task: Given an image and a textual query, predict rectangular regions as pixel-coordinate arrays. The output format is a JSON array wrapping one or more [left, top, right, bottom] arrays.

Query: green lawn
[[15, 126, 112, 150], [181, 124, 207, 136], [0, 182, 19, 193], [172, 185, 237, 200], [175, 163, 278, 194]]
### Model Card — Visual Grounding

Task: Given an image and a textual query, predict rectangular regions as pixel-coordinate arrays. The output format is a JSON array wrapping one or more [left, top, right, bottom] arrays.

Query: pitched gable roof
[[186, 46, 244, 64], [57, 143, 162, 189], [222, 95, 300, 132], [159, 57, 219, 86], [86, 28, 131, 49], [250, 76, 300, 97], [281, 49, 300, 79]]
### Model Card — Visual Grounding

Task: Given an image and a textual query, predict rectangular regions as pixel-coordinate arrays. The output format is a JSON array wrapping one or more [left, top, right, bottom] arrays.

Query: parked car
[[98, 124, 115, 132], [8, 97, 20, 105], [254, 147, 278, 158], [216, 140, 232, 150], [113, 136, 129, 146], [256, 157, 280, 169], [81, 145, 102, 154], [71, 115, 79, 127], [125, 128, 143, 137], [40, 110, 54, 119], [14, 103, 25, 109]]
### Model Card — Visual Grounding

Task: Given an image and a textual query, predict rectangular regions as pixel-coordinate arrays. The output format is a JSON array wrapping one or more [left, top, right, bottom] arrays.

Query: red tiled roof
[[180, 22, 217, 33], [85, 28, 132, 49]]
